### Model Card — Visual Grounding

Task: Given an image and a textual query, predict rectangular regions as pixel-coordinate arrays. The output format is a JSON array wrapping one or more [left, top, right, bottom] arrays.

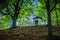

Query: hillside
[[0, 26, 60, 40]]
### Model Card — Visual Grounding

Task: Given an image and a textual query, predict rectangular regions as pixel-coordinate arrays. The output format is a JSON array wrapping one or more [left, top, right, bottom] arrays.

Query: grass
[[0, 26, 60, 40]]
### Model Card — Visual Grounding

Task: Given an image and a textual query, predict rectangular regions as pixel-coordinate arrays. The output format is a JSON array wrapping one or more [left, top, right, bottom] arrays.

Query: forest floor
[[0, 25, 60, 40]]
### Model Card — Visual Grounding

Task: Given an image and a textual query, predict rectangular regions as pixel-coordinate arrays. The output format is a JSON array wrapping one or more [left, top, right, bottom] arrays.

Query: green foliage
[[0, 15, 11, 29], [0, 0, 60, 29]]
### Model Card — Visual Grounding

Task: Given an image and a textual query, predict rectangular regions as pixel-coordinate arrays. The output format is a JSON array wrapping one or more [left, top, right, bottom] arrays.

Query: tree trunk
[[55, 9, 59, 25], [10, 18, 17, 29], [12, 18, 16, 27], [46, 0, 52, 40]]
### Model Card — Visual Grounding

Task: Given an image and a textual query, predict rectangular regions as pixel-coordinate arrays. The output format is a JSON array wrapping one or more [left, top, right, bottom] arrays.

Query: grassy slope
[[0, 26, 60, 40]]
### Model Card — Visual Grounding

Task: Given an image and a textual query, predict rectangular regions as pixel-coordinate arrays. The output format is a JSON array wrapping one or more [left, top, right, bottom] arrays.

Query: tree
[[39, 0, 60, 40], [46, 0, 60, 40], [10, 0, 23, 28], [0, 0, 35, 28], [0, 0, 23, 28]]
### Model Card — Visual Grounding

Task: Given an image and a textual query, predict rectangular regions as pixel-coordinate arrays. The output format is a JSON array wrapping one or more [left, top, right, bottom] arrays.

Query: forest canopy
[[0, 0, 60, 29]]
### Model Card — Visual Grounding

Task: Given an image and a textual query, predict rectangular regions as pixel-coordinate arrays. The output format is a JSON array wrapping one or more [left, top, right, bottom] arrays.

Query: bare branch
[[50, 3, 57, 12]]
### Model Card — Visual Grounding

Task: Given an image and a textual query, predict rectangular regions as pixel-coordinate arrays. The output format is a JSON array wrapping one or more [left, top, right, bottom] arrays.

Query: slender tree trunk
[[47, 10, 52, 40], [12, 18, 16, 27], [10, 17, 17, 29], [55, 9, 59, 25], [46, 0, 52, 40]]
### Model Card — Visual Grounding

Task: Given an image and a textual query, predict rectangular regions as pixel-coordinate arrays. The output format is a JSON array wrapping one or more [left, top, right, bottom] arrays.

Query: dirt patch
[[0, 26, 60, 40]]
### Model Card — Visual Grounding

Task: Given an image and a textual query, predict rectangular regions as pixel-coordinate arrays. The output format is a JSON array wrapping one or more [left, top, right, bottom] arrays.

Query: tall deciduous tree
[[46, 0, 60, 40], [0, 0, 34, 28], [0, 0, 23, 28]]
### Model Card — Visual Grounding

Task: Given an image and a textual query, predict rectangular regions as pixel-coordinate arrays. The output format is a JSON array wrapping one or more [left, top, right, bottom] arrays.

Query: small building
[[32, 16, 42, 25]]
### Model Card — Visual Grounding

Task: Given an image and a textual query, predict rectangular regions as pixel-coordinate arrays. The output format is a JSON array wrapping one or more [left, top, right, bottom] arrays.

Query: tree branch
[[50, 3, 57, 12], [0, 10, 13, 18], [0, 11, 9, 15], [50, 0, 60, 12], [7, 11, 13, 18], [9, 4, 15, 10]]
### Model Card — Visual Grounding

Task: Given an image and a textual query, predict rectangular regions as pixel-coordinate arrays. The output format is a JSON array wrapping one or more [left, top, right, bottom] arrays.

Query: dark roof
[[32, 16, 42, 19]]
